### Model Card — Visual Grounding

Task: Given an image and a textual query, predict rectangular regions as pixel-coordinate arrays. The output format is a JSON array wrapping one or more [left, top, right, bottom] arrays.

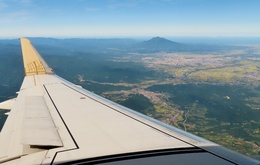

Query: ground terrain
[[97, 47, 260, 155], [0, 38, 259, 156]]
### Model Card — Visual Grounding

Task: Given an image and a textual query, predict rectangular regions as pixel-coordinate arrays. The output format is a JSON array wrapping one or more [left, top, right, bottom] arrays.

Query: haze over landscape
[[0, 0, 260, 160]]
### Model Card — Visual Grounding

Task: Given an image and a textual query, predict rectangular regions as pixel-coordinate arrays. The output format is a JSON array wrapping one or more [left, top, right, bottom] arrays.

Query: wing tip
[[20, 38, 30, 43], [20, 38, 54, 76]]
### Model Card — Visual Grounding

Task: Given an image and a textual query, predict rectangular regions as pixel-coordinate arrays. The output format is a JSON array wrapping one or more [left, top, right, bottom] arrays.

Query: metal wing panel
[[42, 80, 194, 163], [21, 96, 63, 147], [42, 77, 259, 165]]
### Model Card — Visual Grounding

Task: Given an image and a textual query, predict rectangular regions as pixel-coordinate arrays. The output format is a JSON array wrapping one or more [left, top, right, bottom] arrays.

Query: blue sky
[[0, 0, 260, 38]]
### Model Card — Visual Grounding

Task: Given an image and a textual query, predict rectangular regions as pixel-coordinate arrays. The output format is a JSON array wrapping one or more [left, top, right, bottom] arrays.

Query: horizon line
[[1, 35, 260, 40]]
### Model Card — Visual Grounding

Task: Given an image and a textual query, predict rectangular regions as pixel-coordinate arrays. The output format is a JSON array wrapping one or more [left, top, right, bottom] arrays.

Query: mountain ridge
[[143, 36, 182, 45], [134, 36, 186, 52]]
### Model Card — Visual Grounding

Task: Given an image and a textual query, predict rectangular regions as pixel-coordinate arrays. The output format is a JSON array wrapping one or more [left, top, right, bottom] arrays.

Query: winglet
[[20, 38, 53, 76]]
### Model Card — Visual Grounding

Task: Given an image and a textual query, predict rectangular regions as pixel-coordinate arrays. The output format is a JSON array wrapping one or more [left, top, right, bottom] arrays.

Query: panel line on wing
[[43, 85, 79, 149], [60, 82, 240, 165], [61, 83, 196, 145], [42, 84, 79, 164]]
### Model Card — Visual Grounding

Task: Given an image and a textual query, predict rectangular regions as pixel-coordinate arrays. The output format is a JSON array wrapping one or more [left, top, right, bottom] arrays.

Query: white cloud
[[20, 0, 32, 4], [106, 0, 173, 10], [0, 10, 31, 24], [85, 7, 98, 12], [9, 0, 33, 5], [8, 10, 30, 19], [107, 0, 143, 9]]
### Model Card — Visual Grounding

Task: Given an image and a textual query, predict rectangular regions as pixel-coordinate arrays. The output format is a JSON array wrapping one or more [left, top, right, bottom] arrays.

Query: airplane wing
[[0, 38, 259, 165]]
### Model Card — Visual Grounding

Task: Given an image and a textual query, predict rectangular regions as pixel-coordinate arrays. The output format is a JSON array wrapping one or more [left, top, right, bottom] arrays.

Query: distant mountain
[[134, 37, 186, 52], [142, 37, 182, 47]]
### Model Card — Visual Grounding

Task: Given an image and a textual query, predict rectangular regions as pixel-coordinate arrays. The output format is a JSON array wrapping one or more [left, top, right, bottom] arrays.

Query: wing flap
[[0, 98, 16, 110], [21, 96, 63, 147], [0, 76, 63, 162]]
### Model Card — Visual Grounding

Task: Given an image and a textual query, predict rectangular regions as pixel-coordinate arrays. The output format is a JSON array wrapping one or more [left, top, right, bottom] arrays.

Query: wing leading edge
[[0, 38, 258, 165]]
